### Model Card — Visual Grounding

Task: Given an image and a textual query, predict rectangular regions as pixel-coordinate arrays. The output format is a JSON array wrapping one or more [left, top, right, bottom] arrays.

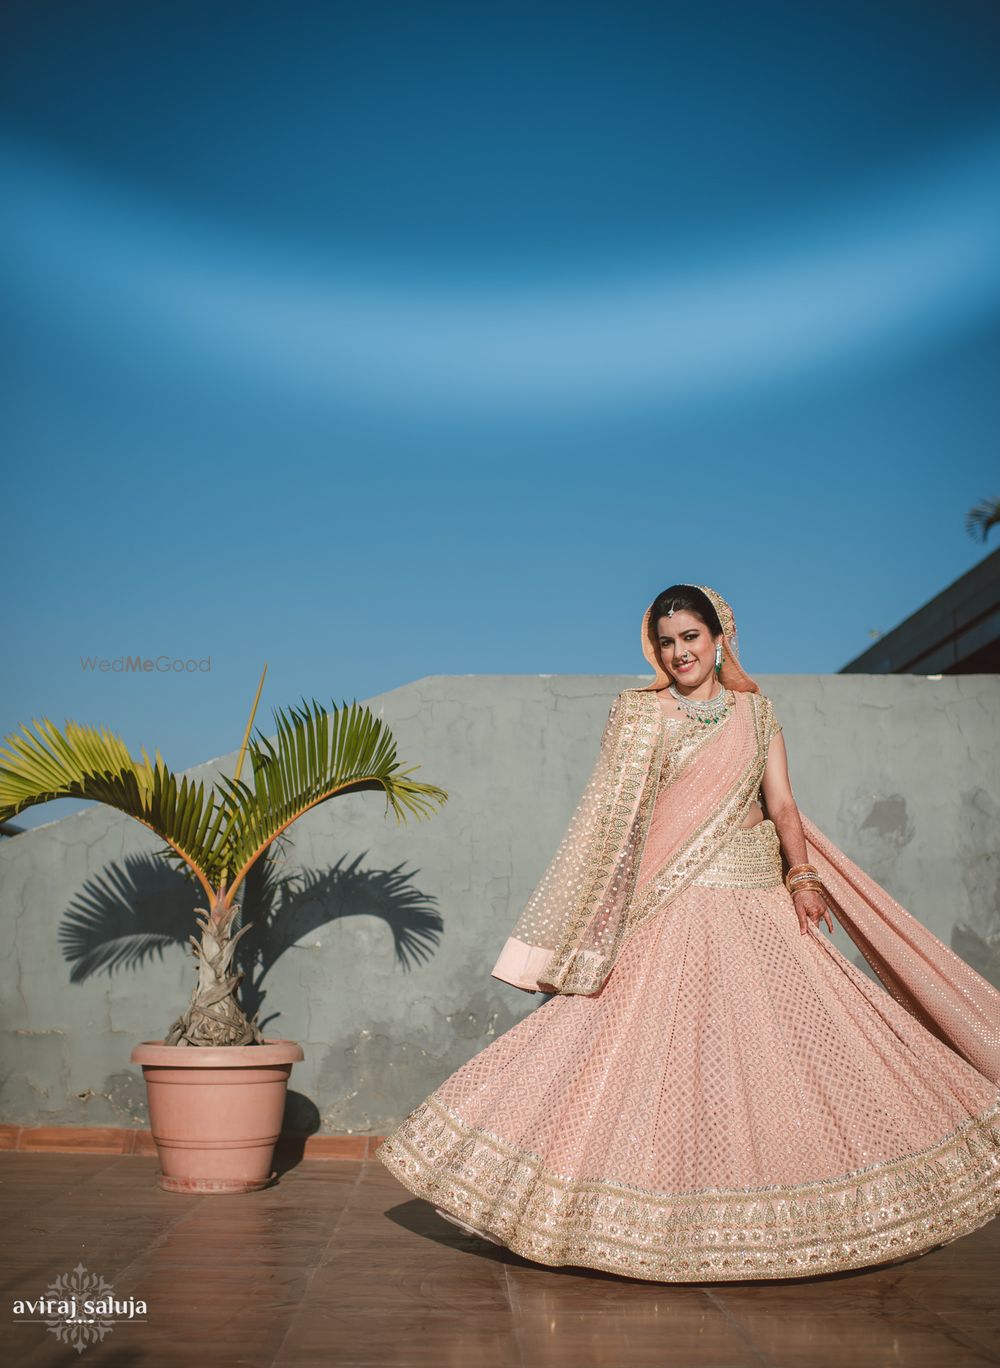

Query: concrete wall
[[1, 673, 998, 1134]]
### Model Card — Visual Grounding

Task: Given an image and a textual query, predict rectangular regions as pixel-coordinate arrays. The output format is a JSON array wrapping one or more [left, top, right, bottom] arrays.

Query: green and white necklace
[[668, 681, 730, 726]]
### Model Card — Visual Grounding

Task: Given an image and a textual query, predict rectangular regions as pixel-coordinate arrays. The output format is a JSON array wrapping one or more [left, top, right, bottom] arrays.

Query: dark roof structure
[[840, 546, 1000, 675]]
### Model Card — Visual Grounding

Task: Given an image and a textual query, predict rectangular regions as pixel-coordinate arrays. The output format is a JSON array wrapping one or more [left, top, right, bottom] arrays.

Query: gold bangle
[[787, 872, 824, 886]]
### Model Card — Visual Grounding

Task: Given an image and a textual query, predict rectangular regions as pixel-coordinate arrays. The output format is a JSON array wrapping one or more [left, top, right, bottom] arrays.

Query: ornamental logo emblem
[[11, 1261, 148, 1353]]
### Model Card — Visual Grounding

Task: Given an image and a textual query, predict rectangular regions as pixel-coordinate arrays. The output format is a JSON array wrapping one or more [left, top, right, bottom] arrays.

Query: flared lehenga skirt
[[376, 819, 1000, 1282]]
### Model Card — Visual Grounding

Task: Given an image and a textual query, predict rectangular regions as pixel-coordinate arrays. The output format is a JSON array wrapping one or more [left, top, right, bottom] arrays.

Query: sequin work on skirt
[[377, 819, 1000, 1282]]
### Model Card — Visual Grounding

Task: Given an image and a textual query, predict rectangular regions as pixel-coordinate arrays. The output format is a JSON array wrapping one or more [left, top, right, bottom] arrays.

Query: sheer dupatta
[[801, 816, 1000, 1085], [490, 688, 772, 995]]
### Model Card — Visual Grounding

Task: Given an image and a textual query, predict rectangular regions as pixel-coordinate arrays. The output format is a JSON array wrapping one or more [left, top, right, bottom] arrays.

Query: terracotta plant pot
[[130, 1038, 305, 1194]]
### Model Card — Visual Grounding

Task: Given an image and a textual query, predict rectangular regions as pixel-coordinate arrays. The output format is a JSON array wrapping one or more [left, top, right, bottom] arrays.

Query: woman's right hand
[[791, 888, 833, 936]]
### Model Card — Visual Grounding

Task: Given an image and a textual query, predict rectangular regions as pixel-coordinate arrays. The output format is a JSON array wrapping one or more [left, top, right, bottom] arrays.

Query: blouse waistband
[[690, 818, 784, 889]]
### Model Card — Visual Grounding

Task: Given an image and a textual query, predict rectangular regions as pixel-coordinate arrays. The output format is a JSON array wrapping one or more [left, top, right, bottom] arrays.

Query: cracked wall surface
[[0, 672, 998, 1132]]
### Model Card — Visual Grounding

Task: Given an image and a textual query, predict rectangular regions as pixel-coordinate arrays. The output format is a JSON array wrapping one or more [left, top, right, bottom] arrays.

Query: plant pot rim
[[131, 1038, 304, 1066]]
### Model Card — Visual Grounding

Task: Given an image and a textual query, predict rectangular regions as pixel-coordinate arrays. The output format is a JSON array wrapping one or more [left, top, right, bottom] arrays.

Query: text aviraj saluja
[[14, 1295, 148, 1320]]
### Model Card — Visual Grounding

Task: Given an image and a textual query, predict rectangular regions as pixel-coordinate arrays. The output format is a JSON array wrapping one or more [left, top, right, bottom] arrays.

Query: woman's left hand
[[791, 888, 834, 936]]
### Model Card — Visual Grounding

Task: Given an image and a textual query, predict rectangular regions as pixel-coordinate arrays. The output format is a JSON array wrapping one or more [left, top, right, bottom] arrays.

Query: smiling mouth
[[675, 662, 695, 671]]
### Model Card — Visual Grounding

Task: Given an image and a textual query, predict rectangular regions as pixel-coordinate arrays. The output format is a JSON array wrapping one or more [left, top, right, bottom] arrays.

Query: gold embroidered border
[[542, 691, 666, 993], [377, 1093, 1000, 1283], [566, 691, 668, 988]]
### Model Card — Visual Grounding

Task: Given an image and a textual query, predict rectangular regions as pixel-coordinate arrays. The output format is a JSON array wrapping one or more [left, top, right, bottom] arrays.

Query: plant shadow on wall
[[0, 676, 449, 1053], [58, 837, 444, 1036]]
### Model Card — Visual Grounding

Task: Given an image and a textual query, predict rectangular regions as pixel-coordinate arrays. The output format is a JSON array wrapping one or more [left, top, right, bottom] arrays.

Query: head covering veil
[[491, 585, 1000, 1085]]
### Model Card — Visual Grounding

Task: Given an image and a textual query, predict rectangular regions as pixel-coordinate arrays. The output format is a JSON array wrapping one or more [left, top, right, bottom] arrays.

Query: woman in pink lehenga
[[377, 584, 1000, 1281]]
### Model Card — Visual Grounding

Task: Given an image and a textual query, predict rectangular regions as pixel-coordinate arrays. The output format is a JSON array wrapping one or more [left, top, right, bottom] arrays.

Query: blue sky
[[2, 0, 999, 829]]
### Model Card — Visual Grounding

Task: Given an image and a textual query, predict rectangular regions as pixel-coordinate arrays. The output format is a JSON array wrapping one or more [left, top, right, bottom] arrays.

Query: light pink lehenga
[[377, 704, 1000, 1282]]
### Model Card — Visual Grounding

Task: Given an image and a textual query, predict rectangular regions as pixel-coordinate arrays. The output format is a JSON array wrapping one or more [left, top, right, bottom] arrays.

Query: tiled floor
[[3, 1150, 999, 1367]]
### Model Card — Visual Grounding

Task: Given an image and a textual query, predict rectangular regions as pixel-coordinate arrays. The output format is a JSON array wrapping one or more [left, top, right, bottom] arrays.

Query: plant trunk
[[164, 898, 266, 1047]]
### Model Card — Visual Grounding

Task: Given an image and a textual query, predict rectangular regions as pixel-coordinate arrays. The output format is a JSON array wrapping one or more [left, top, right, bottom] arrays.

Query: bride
[[377, 584, 1000, 1281]]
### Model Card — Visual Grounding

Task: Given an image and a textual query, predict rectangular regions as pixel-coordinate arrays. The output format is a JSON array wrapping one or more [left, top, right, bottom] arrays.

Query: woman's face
[[655, 610, 722, 690]]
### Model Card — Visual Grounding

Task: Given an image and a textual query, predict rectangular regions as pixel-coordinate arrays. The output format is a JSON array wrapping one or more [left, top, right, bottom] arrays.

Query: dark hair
[[646, 585, 723, 656]]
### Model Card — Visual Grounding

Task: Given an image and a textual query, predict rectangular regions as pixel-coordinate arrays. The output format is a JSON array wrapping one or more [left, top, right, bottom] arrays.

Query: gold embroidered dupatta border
[[530, 690, 667, 995], [625, 689, 772, 938], [491, 688, 774, 996]]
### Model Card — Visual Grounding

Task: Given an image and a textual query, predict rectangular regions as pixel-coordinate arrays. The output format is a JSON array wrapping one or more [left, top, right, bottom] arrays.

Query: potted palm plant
[[0, 667, 448, 1193]]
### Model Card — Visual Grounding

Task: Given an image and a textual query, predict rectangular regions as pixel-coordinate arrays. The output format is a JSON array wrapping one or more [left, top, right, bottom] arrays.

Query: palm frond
[[215, 698, 449, 905], [0, 720, 229, 900], [966, 495, 1000, 542]]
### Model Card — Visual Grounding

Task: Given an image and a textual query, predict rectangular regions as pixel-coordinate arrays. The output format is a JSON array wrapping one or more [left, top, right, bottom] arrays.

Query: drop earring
[[715, 644, 724, 675]]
